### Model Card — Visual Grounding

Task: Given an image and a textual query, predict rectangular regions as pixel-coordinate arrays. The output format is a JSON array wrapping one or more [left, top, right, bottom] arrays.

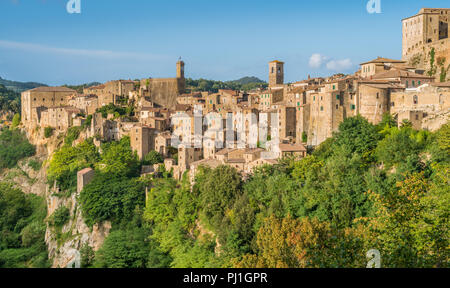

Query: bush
[[80, 173, 146, 226], [64, 127, 82, 146], [49, 206, 70, 227], [143, 151, 164, 165], [0, 129, 35, 169], [11, 114, 20, 128], [47, 139, 99, 193], [44, 127, 54, 138], [28, 159, 42, 171], [0, 183, 49, 268]]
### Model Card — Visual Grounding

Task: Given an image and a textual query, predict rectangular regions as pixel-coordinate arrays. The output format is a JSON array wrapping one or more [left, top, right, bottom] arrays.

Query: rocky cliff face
[[45, 186, 111, 268], [8, 126, 111, 268]]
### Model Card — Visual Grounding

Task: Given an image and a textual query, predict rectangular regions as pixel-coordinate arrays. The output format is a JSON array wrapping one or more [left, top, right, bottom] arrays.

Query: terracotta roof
[[360, 57, 406, 65], [27, 86, 76, 93], [431, 81, 450, 88], [372, 69, 434, 79], [279, 143, 307, 152], [215, 148, 237, 156], [174, 104, 192, 111]]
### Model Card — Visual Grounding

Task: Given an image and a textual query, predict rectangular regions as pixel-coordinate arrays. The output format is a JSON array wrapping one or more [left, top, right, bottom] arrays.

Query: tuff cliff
[[4, 126, 111, 268]]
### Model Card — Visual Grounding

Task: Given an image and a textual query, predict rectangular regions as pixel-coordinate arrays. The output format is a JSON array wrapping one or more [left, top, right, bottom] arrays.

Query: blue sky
[[0, 0, 448, 85]]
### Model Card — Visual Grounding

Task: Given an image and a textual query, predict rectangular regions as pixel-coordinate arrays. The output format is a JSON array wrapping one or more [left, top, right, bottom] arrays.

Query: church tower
[[177, 59, 185, 79], [269, 60, 284, 87]]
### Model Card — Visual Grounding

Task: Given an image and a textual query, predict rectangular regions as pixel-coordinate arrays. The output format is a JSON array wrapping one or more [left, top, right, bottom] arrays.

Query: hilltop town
[[0, 7, 449, 269], [19, 8, 450, 182]]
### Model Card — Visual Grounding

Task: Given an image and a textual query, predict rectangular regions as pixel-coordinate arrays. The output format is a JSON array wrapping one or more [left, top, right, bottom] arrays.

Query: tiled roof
[[360, 57, 406, 65], [27, 86, 76, 93]]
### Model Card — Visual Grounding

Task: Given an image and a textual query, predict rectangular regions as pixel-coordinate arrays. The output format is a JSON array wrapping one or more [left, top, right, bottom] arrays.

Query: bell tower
[[177, 59, 185, 79], [269, 60, 284, 87]]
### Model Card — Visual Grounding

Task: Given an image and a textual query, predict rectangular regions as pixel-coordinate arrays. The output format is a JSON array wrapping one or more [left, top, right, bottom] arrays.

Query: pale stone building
[[21, 86, 76, 128]]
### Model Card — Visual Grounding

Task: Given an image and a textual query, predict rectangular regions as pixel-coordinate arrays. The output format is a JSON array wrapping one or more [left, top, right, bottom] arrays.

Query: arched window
[[413, 95, 418, 105]]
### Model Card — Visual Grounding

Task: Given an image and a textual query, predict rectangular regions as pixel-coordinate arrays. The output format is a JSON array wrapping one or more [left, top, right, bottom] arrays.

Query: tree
[[332, 115, 381, 162], [44, 127, 54, 138], [0, 129, 35, 169], [11, 114, 20, 128], [79, 173, 146, 226], [375, 128, 421, 169], [97, 137, 140, 177], [47, 139, 99, 192], [196, 165, 243, 230], [427, 48, 437, 77], [94, 228, 149, 268], [235, 215, 366, 268], [143, 150, 164, 165]]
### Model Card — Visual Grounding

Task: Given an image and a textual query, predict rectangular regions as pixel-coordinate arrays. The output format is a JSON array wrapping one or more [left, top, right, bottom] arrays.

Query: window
[[336, 105, 339, 110], [413, 95, 418, 105], [415, 114, 419, 121], [406, 81, 409, 88], [336, 95, 340, 100], [333, 85, 336, 90], [376, 93, 379, 99], [412, 80, 415, 87], [320, 106, 324, 111], [350, 104, 356, 110]]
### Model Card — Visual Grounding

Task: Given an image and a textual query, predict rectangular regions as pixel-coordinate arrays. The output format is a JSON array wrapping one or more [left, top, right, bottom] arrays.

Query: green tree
[[143, 150, 164, 165]]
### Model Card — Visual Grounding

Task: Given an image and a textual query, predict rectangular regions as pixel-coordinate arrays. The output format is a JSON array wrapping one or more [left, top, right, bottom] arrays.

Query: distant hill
[[0, 84, 20, 114], [186, 76, 267, 93], [232, 77, 266, 85], [0, 77, 47, 93], [62, 82, 102, 93]]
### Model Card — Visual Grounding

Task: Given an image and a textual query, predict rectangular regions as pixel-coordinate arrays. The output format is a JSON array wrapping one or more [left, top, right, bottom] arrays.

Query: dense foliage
[[135, 116, 448, 268], [46, 115, 450, 268], [0, 129, 35, 170], [186, 77, 267, 93], [0, 84, 21, 114], [0, 183, 49, 268]]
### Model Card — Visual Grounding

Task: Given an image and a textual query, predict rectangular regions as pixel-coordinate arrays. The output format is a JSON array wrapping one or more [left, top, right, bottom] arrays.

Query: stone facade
[[21, 87, 76, 128]]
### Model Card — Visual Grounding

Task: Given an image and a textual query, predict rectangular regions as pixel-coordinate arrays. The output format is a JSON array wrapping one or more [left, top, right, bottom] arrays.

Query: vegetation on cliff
[[0, 183, 49, 268], [64, 116, 449, 268], [0, 129, 35, 170]]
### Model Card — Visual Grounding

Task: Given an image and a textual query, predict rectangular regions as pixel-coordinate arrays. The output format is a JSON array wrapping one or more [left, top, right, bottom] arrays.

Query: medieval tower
[[269, 60, 284, 87]]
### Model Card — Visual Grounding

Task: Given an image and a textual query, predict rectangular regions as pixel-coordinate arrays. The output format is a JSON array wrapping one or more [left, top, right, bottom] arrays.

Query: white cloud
[[326, 59, 353, 71], [0, 40, 168, 61], [309, 53, 327, 69]]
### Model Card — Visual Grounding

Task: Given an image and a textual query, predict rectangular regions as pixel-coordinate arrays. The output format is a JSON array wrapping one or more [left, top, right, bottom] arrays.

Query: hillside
[[232, 76, 266, 85], [0, 84, 20, 114], [0, 77, 47, 93], [186, 76, 268, 93]]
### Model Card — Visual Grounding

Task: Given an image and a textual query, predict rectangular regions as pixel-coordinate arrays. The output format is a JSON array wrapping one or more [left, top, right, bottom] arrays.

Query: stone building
[[402, 8, 450, 81], [68, 95, 99, 115], [269, 60, 284, 87], [39, 106, 81, 131], [21, 86, 76, 128], [130, 125, 158, 160], [391, 82, 450, 130], [360, 57, 407, 78], [139, 61, 186, 109]]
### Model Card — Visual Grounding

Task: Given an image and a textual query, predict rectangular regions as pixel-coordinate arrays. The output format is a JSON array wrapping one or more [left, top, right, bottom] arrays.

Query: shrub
[[44, 127, 54, 138], [64, 127, 82, 146], [0, 129, 35, 169], [28, 159, 42, 171], [49, 206, 70, 227], [143, 151, 164, 165]]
